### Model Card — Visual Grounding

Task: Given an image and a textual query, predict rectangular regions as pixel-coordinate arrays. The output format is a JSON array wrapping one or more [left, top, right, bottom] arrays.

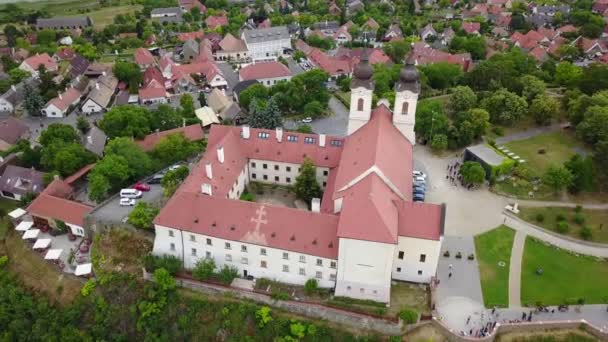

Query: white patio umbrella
[[8, 208, 26, 219], [74, 263, 92, 276], [44, 249, 63, 260], [15, 221, 33, 231], [22, 229, 40, 240], [33, 238, 52, 249]]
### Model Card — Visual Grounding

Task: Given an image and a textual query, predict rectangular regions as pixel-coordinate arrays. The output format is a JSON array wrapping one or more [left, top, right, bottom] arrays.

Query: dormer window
[[304, 137, 315, 144], [287, 135, 297, 142], [258, 132, 269, 139], [401, 102, 408, 115], [357, 98, 364, 111]]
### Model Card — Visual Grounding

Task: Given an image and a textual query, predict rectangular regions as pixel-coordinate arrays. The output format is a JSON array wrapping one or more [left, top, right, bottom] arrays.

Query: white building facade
[[242, 26, 292, 62]]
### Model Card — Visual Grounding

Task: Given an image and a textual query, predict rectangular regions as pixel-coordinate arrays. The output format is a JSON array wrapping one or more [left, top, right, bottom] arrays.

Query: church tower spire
[[393, 54, 420, 145], [347, 49, 374, 136]]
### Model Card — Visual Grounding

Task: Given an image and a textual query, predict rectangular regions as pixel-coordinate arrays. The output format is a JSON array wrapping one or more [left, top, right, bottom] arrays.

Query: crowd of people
[[446, 159, 477, 190]]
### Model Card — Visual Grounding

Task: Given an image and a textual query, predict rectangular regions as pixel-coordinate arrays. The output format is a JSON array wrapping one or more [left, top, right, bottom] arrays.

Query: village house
[[206, 15, 228, 30], [151, 7, 183, 24], [238, 61, 292, 86], [0, 78, 38, 114], [242, 26, 292, 62], [35, 16, 92, 30], [42, 87, 81, 118], [135, 124, 205, 152], [135, 48, 156, 69], [178, 0, 207, 13], [0, 165, 45, 201], [216, 33, 249, 62], [19, 53, 58, 75], [0, 117, 29, 150], [81, 73, 118, 114]]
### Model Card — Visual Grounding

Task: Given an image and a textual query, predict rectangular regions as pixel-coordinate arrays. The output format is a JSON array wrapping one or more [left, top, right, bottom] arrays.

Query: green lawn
[[519, 206, 608, 244], [474, 225, 515, 308], [504, 131, 586, 175], [0, 198, 17, 240], [521, 237, 608, 306]]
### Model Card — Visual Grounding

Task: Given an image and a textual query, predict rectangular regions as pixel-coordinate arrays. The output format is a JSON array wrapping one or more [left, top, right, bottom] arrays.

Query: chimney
[[102, 71, 106, 77], [276, 127, 283, 142], [10, 85, 16, 91], [87, 136, 92, 144], [95, 83, 99, 90], [217, 146, 224, 163], [311, 198, 321, 213], [319, 134, 326, 147], [59, 93, 63, 100], [242, 125, 250, 139], [76, 76, 80, 82], [205, 162, 213, 179], [201, 183, 212, 196]]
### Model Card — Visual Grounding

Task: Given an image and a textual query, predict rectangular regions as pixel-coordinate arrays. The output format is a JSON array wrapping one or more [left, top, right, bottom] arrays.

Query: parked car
[[413, 189, 425, 196], [134, 183, 151, 192], [413, 176, 426, 183], [120, 189, 143, 198], [169, 164, 183, 171], [413, 193, 425, 202], [413, 170, 427, 179], [120, 198, 136, 206], [413, 185, 425, 192], [301, 117, 313, 123], [148, 174, 164, 184]]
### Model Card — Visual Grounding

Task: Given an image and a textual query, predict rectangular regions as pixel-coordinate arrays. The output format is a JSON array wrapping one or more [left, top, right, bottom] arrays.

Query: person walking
[[448, 272, 452, 278]]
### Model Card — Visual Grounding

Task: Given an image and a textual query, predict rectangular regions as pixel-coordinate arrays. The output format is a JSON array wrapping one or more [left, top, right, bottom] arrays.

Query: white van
[[120, 189, 143, 198]]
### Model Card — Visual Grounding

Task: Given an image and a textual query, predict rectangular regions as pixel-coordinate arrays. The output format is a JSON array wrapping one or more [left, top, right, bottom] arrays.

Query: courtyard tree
[[76, 116, 91, 134], [180, 93, 195, 118], [39, 124, 80, 146], [128, 202, 160, 229], [543, 165, 573, 193], [23, 84, 44, 116], [151, 133, 201, 166], [104, 137, 154, 180], [520, 75, 546, 103], [99, 105, 152, 139], [112, 61, 142, 93], [239, 84, 269, 111], [293, 158, 322, 206], [382, 39, 410, 63], [448, 85, 477, 114], [248, 97, 282, 129], [161, 166, 189, 197], [150, 104, 183, 131], [459, 161, 485, 185], [480, 88, 528, 125], [529, 95, 559, 125], [193, 258, 216, 281], [421, 62, 463, 90]]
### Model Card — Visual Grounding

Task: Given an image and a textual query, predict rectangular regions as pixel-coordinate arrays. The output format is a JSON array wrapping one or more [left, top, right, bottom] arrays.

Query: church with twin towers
[[152, 51, 444, 303]]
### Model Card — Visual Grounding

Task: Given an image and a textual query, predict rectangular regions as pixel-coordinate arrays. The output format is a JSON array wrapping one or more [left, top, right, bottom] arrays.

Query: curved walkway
[[507, 231, 526, 308]]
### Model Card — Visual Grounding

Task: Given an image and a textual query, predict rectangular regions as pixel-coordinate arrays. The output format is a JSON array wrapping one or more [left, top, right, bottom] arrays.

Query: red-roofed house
[[136, 124, 204, 151], [134, 48, 155, 69], [410, 42, 472, 71], [206, 15, 228, 30], [139, 86, 168, 105], [573, 36, 607, 57], [19, 53, 58, 74], [173, 60, 227, 88], [55, 47, 76, 61], [143, 66, 168, 89], [462, 22, 481, 35], [239, 61, 292, 86], [177, 31, 205, 42], [42, 87, 81, 117], [178, 0, 207, 12], [152, 60, 444, 303]]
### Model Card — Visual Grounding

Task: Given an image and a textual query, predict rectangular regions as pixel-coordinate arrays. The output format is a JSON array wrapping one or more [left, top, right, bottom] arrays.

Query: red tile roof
[[398, 202, 443, 241], [23, 53, 57, 71], [155, 192, 340, 259], [135, 124, 204, 151], [177, 31, 205, 42], [138, 86, 167, 100], [56, 47, 75, 60], [411, 42, 472, 71], [178, 0, 207, 12], [462, 22, 481, 34], [143, 66, 166, 88], [134, 48, 155, 66], [206, 15, 228, 29], [47, 87, 81, 111], [27, 179, 93, 227], [239, 61, 291, 81]]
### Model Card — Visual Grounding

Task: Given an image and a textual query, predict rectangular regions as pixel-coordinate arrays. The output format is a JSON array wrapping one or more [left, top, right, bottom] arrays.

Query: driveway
[[90, 183, 164, 226], [22, 111, 104, 144], [286, 57, 305, 76], [217, 62, 239, 96], [284, 96, 348, 137]]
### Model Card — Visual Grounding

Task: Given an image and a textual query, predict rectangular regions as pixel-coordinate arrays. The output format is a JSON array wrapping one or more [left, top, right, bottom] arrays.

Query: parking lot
[[89, 182, 164, 226]]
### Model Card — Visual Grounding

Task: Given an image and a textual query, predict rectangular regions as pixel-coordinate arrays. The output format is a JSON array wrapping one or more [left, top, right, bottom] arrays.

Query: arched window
[[357, 98, 364, 111], [401, 101, 409, 115]]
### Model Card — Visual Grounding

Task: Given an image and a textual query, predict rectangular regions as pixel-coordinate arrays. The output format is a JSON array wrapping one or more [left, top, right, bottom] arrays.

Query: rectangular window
[[323, 181, 326, 187], [169, 230, 174, 237], [398, 251, 404, 260], [282, 252, 289, 260], [287, 135, 297, 142], [299, 255, 306, 263], [286, 177, 291, 183], [258, 132, 269, 139], [418, 270, 423, 275], [330, 139, 343, 147], [316, 271, 322, 279], [206, 251, 211, 258], [275, 176, 279, 182], [251, 162, 256, 168], [420, 254, 426, 262], [261, 260, 267, 268], [241, 245, 247, 252], [170, 243, 175, 251], [206, 238, 212, 246], [252, 173, 257, 179], [263, 163, 268, 169], [304, 137, 315, 144], [286, 166, 291, 172], [329, 273, 336, 281], [225, 242, 231, 250], [330, 261, 336, 269], [274, 165, 279, 170], [191, 248, 197, 256], [190, 234, 195, 242], [323, 170, 328, 176], [282, 265, 289, 272], [260, 248, 267, 256], [241, 257, 248, 265], [299, 267, 305, 275], [316, 259, 322, 266], [263, 175, 268, 180], [397, 267, 402, 272]]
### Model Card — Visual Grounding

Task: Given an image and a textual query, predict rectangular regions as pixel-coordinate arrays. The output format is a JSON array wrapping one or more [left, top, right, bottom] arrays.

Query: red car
[[134, 183, 151, 192]]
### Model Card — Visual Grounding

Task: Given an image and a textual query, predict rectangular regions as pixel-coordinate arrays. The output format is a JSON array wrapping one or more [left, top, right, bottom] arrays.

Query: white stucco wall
[[81, 99, 103, 114], [347, 87, 373, 135], [334, 238, 395, 303], [153, 224, 338, 288], [393, 90, 418, 145], [246, 38, 291, 62], [227, 165, 249, 199], [391, 236, 442, 283], [0, 98, 14, 112], [248, 158, 330, 189], [42, 103, 65, 118]]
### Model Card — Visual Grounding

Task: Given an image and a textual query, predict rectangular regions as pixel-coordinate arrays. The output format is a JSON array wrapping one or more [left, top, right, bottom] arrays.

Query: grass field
[[519, 206, 608, 244], [474, 225, 515, 308], [504, 131, 586, 175], [0, 199, 17, 239], [521, 237, 608, 306]]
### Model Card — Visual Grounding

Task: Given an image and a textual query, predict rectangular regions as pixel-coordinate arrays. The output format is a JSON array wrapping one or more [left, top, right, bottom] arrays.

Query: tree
[[457, 108, 490, 139], [449, 35, 486, 60], [180, 94, 195, 117], [448, 86, 477, 113], [414, 100, 449, 141], [39, 124, 80, 146], [593, 140, 608, 190], [128, 202, 160, 229], [41, 142, 96, 177], [23, 84, 44, 116], [150, 104, 183, 131], [36, 29, 57, 46], [3, 25, 21, 47], [555, 61, 582, 86], [529, 95, 559, 126], [74, 43, 99, 61], [421, 62, 463, 90], [303, 100, 324, 118], [520, 75, 546, 103], [304, 278, 318, 295], [99, 105, 152, 139], [543, 165, 573, 193], [152, 133, 201, 166], [306, 35, 335, 50], [578, 63, 608, 95], [104, 137, 154, 179], [239, 84, 269, 111], [161, 166, 189, 197], [248, 97, 283, 129], [198, 92, 206, 107], [88, 154, 131, 200], [459, 161, 485, 185], [192, 258, 216, 280], [430, 134, 448, 151], [480, 88, 528, 125], [88, 172, 111, 202], [112, 61, 142, 93], [153, 267, 176, 292], [565, 155, 596, 193], [76, 116, 91, 134], [293, 158, 322, 205], [382, 39, 410, 63], [576, 106, 608, 145], [296, 125, 313, 134], [9, 68, 30, 83]]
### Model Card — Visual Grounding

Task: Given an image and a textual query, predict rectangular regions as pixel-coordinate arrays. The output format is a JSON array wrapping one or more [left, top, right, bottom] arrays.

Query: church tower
[[393, 57, 420, 145], [347, 50, 374, 135]]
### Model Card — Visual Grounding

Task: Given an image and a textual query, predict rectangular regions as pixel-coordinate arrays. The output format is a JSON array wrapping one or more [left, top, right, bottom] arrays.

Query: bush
[[143, 254, 182, 275], [573, 213, 586, 225], [239, 191, 255, 202], [304, 278, 318, 295], [271, 289, 290, 300], [556, 221, 569, 233], [556, 213, 566, 221], [535, 213, 545, 223], [580, 226, 593, 240], [491, 126, 504, 136], [192, 258, 216, 281], [398, 309, 418, 324], [574, 205, 583, 213], [218, 265, 239, 284]]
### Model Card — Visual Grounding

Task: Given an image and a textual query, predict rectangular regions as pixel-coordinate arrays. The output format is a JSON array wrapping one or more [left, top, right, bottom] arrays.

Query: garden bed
[[519, 206, 608, 244]]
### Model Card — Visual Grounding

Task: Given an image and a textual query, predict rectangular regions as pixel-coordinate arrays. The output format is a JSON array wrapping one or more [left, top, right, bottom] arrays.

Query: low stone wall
[[431, 317, 608, 342], [143, 270, 403, 336]]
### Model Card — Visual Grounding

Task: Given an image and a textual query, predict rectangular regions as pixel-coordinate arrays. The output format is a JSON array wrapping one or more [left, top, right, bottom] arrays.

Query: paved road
[[495, 123, 562, 144], [286, 57, 305, 76], [217, 62, 239, 96], [283, 96, 348, 137], [22, 112, 104, 144], [508, 231, 526, 308], [91, 183, 164, 225]]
